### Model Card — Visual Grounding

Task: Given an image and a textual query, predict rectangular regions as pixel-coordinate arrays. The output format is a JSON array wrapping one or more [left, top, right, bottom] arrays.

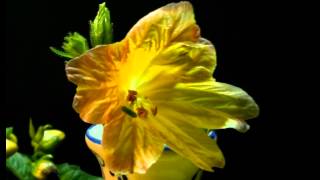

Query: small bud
[[89, 2, 113, 47], [39, 129, 65, 153], [6, 139, 18, 158], [6, 127, 18, 143], [9, 134, 18, 144], [32, 159, 57, 180]]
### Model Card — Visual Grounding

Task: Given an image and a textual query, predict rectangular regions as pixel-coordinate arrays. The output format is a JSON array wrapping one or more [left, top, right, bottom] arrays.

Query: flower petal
[[157, 102, 250, 133], [177, 81, 260, 120], [65, 43, 126, 124], [153, 80, 259, 122], [102, 113, 165, 174], [117, 2, 217, 92], [126, 1, 199, 50], [137, 39, 217, 95], [149, 114, 225, 172]]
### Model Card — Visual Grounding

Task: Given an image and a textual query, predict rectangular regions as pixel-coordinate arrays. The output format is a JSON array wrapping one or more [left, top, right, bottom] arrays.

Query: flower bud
[[32, 159, 57, 180], [39, 129, 65, 153], [89, 2, 113, 47], [6, 139, 18, 158]]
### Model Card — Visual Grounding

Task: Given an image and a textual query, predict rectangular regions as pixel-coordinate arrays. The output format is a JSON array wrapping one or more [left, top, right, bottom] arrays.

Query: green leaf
[[29, 118, 35, 139], [90, 2, 113, 47], [50, 46, 74, 59], [34, 126, 44, 143], [51, 32, 89, 59], [57, 163, 103, 180], [6, 152, 36, 180]]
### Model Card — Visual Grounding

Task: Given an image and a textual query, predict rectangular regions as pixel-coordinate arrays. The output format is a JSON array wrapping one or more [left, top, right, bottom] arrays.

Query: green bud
[[32, 159, 57, 180], [9, 134, 18, 143], [6, 127, 18, 143], [89, 2, 113, 47], [6, 139, 18, 158], [50, 32, 89, 59], [38, 129, 65, 153]]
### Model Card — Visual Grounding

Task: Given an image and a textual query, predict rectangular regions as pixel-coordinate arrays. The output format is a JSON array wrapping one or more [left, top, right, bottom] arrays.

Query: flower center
[[121, 90, 157, 118]]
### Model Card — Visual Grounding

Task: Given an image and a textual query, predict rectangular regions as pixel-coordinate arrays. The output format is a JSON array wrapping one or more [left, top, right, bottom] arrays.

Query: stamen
[[117, 175, 128, 180], [121, 106, 137, 118], [124, 90, 158, 119]]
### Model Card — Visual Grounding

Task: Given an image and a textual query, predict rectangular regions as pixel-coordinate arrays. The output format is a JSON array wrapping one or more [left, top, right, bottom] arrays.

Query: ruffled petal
[[65, 43, 126, 124], [126, 1, 199, 49], [117, 2, 216, 92], [64, 1, 259, 175], [149, 114, 225, 172], [102, 113, 165, 174]]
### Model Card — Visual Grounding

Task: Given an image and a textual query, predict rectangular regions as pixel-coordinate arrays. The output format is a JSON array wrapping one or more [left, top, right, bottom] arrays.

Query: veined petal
[[157, 102, 249, 133], [118, 2, 217, 92], [136, 39, 217, 95], [150, 114, 225, 172], [63, 1, 259, 175], [102, 114, 165, 174], [150, 81, 259, 132], [65, 43, 126, 124], [126, 1, 199, 50], [175, 81, 260, 120]]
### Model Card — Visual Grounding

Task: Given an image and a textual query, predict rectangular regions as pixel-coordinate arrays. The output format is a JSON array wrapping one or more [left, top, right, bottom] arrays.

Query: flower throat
[[121, 90, 157, 118]]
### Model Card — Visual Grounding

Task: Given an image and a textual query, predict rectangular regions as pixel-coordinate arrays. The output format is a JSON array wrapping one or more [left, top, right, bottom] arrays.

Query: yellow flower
[[65, 1, 259, 174]]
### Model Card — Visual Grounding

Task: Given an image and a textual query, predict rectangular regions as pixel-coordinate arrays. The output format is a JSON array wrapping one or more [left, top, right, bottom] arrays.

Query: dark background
[[5, 0, 286, 179]]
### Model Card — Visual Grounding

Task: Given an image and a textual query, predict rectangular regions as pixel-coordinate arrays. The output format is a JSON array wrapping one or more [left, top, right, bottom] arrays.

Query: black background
[[5, 0, 288, 179]]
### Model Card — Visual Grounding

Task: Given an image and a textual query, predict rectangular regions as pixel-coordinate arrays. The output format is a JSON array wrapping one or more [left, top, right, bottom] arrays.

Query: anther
[[151, 106, 157, 116], [127, 90, 138, 102], [137, 107, 148, 118]]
